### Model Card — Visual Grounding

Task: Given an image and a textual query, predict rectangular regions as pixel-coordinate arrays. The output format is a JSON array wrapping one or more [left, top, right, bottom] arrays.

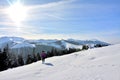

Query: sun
[[6, 1, 28, 25]]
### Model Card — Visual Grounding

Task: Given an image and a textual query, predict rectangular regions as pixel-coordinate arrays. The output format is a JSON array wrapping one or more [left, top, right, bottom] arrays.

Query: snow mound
[[0, 44, 120, 80]]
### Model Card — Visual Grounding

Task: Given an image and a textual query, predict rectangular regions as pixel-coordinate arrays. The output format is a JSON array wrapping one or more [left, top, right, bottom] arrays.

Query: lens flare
[[6, 1, 28, 25]]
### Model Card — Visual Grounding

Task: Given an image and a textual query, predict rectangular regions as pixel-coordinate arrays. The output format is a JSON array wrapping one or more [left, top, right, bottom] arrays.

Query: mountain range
[[0, 36, 110, 51]]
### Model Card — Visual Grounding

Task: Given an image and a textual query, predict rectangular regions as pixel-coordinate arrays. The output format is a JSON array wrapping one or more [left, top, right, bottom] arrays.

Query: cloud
[[0, 22, 16, 27], [28, 0, 76, 9], [0, 0, 76, 26], [26, 0, 76, 21]]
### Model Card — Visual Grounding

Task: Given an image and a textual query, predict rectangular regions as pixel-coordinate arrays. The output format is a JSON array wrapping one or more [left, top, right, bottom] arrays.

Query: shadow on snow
[[44, 63, 54, 66]]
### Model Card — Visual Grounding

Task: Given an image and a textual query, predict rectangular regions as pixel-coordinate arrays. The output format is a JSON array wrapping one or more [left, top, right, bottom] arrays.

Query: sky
[[0, 0, 120, 44]]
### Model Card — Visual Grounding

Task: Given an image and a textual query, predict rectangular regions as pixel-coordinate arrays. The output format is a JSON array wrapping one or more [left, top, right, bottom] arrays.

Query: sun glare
[[7, 1, 27, 25]]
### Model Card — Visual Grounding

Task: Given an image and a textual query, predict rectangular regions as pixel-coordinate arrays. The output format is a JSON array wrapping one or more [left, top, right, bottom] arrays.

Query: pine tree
[[0, 48, 8, 71], [18, 55, 24, 66], [50, 48, 56, 56], [82, 45, 89, 50], [32, 53, 37, 62], [94, 44, 102, 47], [37, 53, 41, 60], [26, 55, 32, 64]]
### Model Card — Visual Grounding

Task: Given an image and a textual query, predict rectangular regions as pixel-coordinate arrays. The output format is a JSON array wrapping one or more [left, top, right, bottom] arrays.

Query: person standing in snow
[[40, 51, 47, 64]]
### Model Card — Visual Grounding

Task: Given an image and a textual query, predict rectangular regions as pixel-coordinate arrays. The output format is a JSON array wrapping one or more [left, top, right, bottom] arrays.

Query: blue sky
[[0, 0, 120, 44]]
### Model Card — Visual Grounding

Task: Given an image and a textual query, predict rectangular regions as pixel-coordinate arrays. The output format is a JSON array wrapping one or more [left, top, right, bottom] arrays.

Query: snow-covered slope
[[11, 42, 35, 49], [66, 39, 110, 45], [28, 39, 109, 50], [0, 36, 110, 51], [0, 44, 120, 80], [0, 37, 25, 51]]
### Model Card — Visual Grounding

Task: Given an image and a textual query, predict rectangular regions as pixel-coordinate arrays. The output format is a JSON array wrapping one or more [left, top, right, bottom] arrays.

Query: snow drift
[[0, 44, 120, 80]]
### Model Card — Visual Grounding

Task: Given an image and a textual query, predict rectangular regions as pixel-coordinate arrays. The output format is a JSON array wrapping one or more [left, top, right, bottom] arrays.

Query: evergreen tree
[[82, 45, 89, 50], [62, 49, 68, 55], [50, 48, 57, 56], [36, 52, 41, 60], [0, 48, 8, 71], [94, 44, 102, 47], [31, 53, 37, 62], [26, 55, 33, 64], [18, 55, 24, 66]]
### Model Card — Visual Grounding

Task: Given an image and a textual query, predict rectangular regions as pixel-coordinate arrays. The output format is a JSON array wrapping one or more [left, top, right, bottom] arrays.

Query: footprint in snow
[[111, 64, 115, 67], [95, 78, 103, 80], [98, 65, 102, 67], [89, 57, 96, 60]]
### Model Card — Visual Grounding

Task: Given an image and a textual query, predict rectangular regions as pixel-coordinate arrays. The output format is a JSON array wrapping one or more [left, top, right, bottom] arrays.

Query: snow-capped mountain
[[0, 36, 110, 51], [0, 37, 25, 51], [0, 44, 119, 80], [66, 38, 110, 45], [0, 37, 25, 43]]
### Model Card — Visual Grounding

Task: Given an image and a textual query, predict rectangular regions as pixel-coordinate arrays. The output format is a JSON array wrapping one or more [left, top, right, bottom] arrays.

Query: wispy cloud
[[26, 0, 76, 21], [0, 0, 76, 26], [28, 0, 76, 9]]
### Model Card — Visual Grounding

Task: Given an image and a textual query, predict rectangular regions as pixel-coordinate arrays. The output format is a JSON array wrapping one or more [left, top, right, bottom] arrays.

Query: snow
[[0, 37, 25, 43], [0, 44, 120, 80], [61, 40, 82, 49], [0, 37, 25, 51], [67, 38, 110, 45], [30, 40, 83, 49], [0, 37, 13, 51], [11, 42, 35, 49], [48, 40, 82, 49], [0, 36, 109, 51]]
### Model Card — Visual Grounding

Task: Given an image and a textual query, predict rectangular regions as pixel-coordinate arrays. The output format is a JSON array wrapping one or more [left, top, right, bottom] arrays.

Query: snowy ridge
[[0, 37, 25, 43], [67, 38, 110, 45], [0, 37, 24, 51], [0, 36, 110, 51], [11, 42, 35, 49], [28, 39, 109, 50], [0, 44, 120, 80]]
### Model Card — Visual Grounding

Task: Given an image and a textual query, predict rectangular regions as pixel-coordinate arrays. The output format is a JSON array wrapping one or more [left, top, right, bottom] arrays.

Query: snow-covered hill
[[0, 37, 25, 51], [0, 44, 120, 80], [0, 36, 110, 51]]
